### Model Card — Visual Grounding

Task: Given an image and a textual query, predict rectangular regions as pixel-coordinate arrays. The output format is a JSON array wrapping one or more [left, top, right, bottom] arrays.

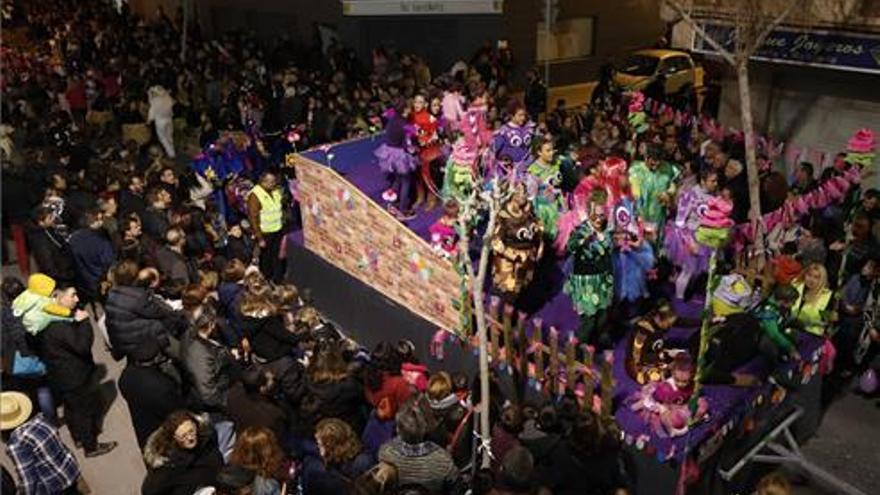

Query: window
[[536, 16, 595, 63], [660, 56, 692, 75]]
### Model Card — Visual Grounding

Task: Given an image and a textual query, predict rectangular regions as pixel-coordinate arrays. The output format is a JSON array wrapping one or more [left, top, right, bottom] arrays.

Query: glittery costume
[[490, 194, 544, 302]]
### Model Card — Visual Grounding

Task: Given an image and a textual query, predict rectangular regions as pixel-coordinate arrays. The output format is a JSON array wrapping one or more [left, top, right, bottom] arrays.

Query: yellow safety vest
[[792, 282, 833, 336], [251, 185, 283, 234]]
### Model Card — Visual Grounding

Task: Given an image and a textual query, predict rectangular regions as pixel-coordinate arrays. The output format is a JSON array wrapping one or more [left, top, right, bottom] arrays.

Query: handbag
[[12, 351, 47, 376]]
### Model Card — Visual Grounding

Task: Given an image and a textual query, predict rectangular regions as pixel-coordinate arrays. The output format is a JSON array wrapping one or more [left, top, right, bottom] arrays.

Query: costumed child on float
[[562, 189, 614, 346], [375, 99, 420, 220], [526, 138, 565, 240], [493, 100, 536, 177], [490, 183, 545, 305], [429, 200, 460, 260], [442, 87, 492, 202], [411, 93, 444, 210], [624, 299, 697, 385], [629, 353, 709, 438], [665, 170, 720, 300]]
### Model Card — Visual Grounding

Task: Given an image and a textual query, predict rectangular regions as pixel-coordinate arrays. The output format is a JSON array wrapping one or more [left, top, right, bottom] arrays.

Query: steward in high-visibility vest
[[247, 173, 284, 242]]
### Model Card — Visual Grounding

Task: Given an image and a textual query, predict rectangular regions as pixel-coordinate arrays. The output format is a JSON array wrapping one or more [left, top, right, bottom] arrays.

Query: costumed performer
[[629, 354, 709, 438], [411, 93, 444, 210], [429, 200, 460, 260], [442, 87, 492, 202], [490, 184, 544, 305], [492, 101, 536, 176], [665, 170, 719, 300], [625, 299, 695, 384], [612, 197, 655, 306], [563, 190, 613, 345], [526, 138, 564, 240], [375, 99, 419, 220], [628, 143, 679, 243]]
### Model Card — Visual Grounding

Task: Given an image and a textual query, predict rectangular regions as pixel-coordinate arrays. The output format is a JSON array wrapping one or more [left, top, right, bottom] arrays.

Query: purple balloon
[[859, 369, 878, 395]]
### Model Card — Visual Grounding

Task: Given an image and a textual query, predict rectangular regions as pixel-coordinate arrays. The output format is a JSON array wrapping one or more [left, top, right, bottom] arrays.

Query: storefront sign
[[693, 22, 880, 75], [342, 0, 503, 16]]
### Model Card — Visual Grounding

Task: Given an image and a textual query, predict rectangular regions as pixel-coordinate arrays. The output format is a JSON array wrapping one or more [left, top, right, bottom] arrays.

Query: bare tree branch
[[664, 0, 736, 65], [749, 0, 802, 55]]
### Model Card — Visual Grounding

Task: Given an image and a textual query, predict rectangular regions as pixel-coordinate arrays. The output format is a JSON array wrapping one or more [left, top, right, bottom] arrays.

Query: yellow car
[[613, 49, 704, 95]]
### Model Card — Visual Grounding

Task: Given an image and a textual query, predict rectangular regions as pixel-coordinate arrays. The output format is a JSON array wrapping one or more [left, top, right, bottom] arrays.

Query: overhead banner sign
[[693, 22, 880, 75], [342, 0, 503, 16]]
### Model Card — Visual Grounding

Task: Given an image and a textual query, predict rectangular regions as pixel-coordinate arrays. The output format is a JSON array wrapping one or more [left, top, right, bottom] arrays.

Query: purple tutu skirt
[[664, 224, 710, 273], [375, 143, 419, 174]]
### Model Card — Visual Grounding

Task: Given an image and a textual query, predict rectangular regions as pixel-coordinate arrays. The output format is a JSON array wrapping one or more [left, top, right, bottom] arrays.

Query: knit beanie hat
[[27, 274, 56, 297]]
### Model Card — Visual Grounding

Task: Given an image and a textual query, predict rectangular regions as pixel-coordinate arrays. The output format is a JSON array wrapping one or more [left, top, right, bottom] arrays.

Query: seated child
[[11, 274, 85, 335], [625, 300, 696, 384], [630, 354, 709, 438], [429, 200, 459, 259]]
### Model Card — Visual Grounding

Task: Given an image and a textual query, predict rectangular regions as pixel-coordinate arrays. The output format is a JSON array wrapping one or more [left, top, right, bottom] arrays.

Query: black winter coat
[[141, 413, 223, 495], [105, 285, 188, 362], [240, 313, 299, 362], [38, 319, 95, 393], [28, 227, 76, 285], [119, 364, 185, 448], [180, 330, 236, 412]]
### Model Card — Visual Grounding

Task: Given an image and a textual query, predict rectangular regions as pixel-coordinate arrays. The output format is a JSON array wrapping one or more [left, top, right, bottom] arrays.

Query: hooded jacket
[[11, 274, 72, 335], [105, 285, 187, 362]]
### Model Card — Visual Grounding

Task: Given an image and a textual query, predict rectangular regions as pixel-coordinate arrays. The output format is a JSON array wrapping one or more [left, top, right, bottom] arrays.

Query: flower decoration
[[382, 188, 398, 203], [409, 251, 432, 281]]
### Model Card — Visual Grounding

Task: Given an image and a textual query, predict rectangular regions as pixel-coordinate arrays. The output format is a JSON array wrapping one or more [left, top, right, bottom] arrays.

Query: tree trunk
[[471, 205, 497, 470], [735, 61, 765, 264]]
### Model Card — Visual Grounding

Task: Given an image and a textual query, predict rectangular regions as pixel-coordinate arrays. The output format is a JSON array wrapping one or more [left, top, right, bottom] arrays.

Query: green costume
[[628, 160, 679, 232], [564, 222, 614, 318], [526, 159, 563, 239]]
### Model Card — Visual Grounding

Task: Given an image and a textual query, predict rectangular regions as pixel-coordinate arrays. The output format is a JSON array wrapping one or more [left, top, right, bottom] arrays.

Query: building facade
[[129, 0, 665, 88], [669, 0, 880, 169]]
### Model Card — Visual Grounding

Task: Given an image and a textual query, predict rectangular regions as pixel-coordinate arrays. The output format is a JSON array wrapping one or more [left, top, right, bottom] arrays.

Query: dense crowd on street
[[1, 1, 879, 495]]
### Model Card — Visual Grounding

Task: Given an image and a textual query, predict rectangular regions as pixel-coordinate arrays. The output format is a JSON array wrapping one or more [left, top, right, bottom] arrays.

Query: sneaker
[[85, 441, 117, 458], [399, 210, 417, 220]]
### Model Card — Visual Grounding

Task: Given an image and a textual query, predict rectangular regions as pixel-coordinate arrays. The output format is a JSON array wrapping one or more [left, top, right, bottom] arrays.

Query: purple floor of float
[[291, 137, 824, 463]]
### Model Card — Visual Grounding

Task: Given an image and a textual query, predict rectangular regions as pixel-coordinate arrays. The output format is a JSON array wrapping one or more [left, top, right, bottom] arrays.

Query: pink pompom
[[847, 128, 876, 154]]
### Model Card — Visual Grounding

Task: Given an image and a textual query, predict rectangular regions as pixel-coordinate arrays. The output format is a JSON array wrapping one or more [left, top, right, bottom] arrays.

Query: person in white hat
[[1, 391, 88, 494]]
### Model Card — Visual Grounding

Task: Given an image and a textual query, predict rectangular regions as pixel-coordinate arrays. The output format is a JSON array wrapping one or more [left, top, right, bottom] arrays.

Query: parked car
[[613, 49, 705, 96]]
